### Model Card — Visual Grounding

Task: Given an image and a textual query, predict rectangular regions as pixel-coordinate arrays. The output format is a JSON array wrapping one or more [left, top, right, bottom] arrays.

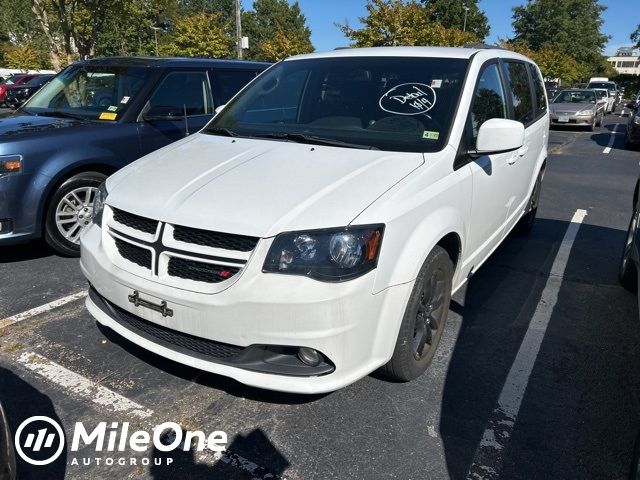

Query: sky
[[241, 0, 638, 56]]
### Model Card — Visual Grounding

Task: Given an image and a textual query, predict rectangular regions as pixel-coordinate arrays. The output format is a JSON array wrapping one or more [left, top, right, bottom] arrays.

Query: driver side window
[[148, 71, 213, 117], [470, 63, 508, 146]]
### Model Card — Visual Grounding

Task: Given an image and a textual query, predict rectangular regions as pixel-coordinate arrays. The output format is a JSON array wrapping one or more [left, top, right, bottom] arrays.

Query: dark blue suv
[[0, 56, 269, 255]]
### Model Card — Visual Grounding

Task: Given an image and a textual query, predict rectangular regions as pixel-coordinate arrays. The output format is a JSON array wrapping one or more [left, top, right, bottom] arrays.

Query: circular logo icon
[[14, 416, 65, 466], [379, 83, 437, 116]]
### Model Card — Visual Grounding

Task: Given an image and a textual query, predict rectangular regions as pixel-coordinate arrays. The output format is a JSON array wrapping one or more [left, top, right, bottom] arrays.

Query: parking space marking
[[0, 290, 87, 329], [16, 351, 153, 419], [603, 123, 621, 154], [466, 209, 587, 480]]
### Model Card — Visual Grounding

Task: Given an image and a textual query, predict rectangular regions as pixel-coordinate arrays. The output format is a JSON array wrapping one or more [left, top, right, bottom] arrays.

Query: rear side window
[[148, 71, 213, 116], [503, 62, 534, 124], [211, 70, 258, 106], [470, 63, 508, 143], [528, 63, 547, 117]]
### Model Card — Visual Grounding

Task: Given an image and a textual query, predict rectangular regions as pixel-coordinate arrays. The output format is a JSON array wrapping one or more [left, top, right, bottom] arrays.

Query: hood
[[0, 113, 92, 139], [550, 103, 596, 113], [107, 133, 424, 237]]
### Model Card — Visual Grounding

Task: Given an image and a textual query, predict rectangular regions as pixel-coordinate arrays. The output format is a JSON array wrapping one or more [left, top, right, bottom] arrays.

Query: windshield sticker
[[379, 83, 437, 116], [120, 96, 130, 104], [99, 112, 117, 121], [430, 79, 442, 89], [107, 105, 118, 112], [422, 131, 440, 140]]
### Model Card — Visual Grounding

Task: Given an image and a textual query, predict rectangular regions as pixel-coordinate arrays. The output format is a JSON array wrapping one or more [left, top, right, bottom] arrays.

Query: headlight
[[576, 110, 594, 116], [0, 155, 22, 175], [92, 182, 108, 226], [263, 225, 384, 282]]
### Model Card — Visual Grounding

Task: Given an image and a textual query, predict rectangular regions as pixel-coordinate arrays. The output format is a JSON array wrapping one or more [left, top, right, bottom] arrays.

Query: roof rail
[[463, 43, 504, 50], [334, 46, 351, 50]]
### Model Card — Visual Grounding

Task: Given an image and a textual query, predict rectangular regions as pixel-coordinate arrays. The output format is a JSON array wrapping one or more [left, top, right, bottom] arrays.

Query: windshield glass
[[23, 64, 151, 121], [5, 76, 23, 85], [206, 56, 470, 152], [24, 75, 53, 87], [588, 82, 616, 91], [594, 89, 607, 99], [553, 90, 596, 104]]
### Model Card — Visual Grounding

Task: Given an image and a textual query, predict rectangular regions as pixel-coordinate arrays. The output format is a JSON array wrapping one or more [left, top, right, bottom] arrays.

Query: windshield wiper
[[35, 110, 91, 122], [253, 132, 378, 150], [203, 126, 238, 137]]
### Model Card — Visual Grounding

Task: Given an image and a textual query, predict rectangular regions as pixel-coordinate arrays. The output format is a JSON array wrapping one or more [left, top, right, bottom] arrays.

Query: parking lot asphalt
[[1, 109, 639, 480]]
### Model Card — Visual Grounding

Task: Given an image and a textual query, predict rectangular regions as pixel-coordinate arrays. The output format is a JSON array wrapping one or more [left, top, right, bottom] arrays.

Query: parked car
[[587, 80, 619, 110], [0, 74, 40, 106], [81, 46, 549, 394], [0, 57, 269, 255], [549, 89, 605, 130], [5, 74, 55, 108], [627, 92, 640, 112], [593, 88, 614, 114], [626, 108, 640, 149]]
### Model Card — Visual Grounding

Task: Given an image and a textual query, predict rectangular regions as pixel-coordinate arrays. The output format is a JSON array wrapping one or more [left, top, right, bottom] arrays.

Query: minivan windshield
[[23, 64, 152, 121], [206, 56, 470, 152], [553, 90, 597, 104], [587, 81, 616, 92]]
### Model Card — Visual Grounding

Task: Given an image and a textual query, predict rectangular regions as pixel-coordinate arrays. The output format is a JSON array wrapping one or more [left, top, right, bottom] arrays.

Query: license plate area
[[558, 116, 570, 123]]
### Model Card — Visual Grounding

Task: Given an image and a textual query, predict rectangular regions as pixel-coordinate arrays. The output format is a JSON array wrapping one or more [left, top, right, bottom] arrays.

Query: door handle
[[518, 145, 529, 157], [508, 152, 519, 165]]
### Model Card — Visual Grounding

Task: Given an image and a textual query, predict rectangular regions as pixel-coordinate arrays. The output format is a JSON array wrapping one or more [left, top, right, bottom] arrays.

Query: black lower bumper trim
[[88, 287, 335, 377]]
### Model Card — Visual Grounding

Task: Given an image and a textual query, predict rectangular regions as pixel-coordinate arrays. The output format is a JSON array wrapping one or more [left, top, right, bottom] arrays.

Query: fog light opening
[[297, 347, 321, 367]]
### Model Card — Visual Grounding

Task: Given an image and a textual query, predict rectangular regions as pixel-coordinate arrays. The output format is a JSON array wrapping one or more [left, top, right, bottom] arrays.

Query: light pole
[[236, 0, 243, 59], [462, 4, 469, 32], [150, 26, 161, 56]]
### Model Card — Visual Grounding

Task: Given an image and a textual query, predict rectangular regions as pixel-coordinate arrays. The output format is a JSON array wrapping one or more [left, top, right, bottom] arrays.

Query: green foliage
[[338, 0, 477, 48], [632, 24, 640, 48], [420, 0, 489, 39], [2, 43, 43, 70], [512, 0, 609, 72], [161, 12, 232, 58], [242, 0, 313, 60]]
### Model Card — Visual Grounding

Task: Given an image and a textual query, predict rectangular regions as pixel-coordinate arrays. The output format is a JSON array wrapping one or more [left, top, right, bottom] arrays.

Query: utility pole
[[462, 3, 469, 32], [236, 0, 243, 59], [151, 26, 161, 56]]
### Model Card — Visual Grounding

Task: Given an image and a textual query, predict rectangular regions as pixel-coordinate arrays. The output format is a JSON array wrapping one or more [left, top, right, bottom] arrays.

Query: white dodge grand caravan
[[80, 46, 549, 394]]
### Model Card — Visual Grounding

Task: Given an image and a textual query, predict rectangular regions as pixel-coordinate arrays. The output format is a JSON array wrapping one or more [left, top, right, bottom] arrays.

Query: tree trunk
[[31, 0, 63, 70]]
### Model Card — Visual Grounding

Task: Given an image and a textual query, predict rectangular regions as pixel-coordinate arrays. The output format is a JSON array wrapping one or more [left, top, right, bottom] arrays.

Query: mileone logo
[[15, 416, 227, 467]]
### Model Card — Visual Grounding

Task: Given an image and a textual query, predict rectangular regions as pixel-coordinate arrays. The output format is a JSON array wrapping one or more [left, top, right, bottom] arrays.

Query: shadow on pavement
[[0, 366, 67, 480], [440, 218, 640, 479], [0, 240, 56, 263], [150, 428, 289, 480]]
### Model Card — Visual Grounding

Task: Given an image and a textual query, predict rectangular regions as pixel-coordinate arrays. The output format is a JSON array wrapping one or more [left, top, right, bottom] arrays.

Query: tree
[[242, 0, 313, 60], [512, 0, 609, 73], [632, 24, 640, 48], [338, 0, 476, 48], [503, 41, 579, 84], [420, 0, 489, 39], [161, 12, 232, 57], [2, 43, 43, 70]]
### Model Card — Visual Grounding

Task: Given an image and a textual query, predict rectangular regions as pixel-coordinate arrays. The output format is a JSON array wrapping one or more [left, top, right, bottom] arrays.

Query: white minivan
[[80, 46, 549, 394]]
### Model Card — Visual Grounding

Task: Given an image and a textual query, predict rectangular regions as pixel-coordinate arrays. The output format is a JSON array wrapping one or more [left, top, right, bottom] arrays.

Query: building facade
[[607, 47, 640, 76]]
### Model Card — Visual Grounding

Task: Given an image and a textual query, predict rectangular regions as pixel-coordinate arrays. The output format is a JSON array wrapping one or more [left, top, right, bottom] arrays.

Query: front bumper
[[550, 113, 594, 126], [0, 172, 46, 245], [80, 224, 413, 394]]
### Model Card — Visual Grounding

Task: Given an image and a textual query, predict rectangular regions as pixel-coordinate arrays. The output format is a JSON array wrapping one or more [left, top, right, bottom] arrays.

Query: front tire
[[44, 171, 106, 256], [515, 168, 543, 235], [381, 246, 453, 382]]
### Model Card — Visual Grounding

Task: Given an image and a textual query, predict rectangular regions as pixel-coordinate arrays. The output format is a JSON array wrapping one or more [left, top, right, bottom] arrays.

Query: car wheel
[[515, 168, 543, 235], [619, 204, 639, 292], [588, 117, 596, 131], [44, 171, 106, 256], [597, 112, 603, 127], [381, 245, 453, 382]]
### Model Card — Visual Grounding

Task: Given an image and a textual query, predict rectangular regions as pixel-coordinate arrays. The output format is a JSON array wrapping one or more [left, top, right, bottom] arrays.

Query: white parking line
[[17, 351, 153, 419], [0, 290, 87, 329], [466, 209, 587, 480], [603, 124, 621, 154]]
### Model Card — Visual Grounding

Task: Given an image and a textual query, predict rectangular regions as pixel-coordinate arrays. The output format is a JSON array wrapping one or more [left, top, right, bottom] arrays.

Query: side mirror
[[214, 104, 226, 114], [473, 118, 525, 156], [142, 104, 184, 121]]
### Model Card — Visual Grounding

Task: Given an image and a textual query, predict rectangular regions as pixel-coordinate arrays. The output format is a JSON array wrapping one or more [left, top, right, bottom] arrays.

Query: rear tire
[[44, 171, 106, 257], [381, 246, 453, 382], [515, 168, 543, 235], [620, 205, 639, 292]]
